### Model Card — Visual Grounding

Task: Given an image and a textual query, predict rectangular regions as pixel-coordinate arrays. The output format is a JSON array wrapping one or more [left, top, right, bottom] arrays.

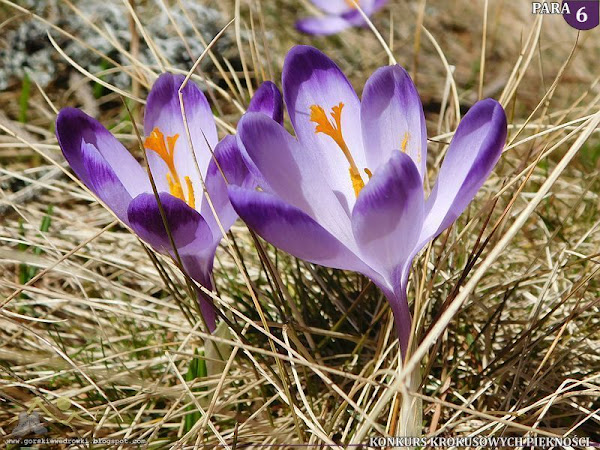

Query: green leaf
[[184, 350, 206, 433]]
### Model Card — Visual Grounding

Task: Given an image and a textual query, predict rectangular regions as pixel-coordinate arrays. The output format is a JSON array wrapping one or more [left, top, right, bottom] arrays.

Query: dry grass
[[0, 0, 599, 448]]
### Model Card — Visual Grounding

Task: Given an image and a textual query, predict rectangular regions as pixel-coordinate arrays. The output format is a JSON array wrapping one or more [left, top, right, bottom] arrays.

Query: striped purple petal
[[127, 192, 218, 333], [418, 99, 507, 248], [248, 81, 284, 125], [352, 151, 424, 278], [201, 135, 254, 241], [361, 65, 428, 177], [56, 108, 149, 223], [144, 73, 217, 197], [283, 45, 367, 208], [180, 253, 218, 333], [127, 192, 213, 255], [236, 112, 356, 249], [228, 186, 370, 274]]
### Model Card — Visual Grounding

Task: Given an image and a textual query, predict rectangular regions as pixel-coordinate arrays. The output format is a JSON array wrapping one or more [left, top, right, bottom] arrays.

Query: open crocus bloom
[[297, 0, 388, 35], [229, 46, 507, 353], [56, 74, 282, 332]]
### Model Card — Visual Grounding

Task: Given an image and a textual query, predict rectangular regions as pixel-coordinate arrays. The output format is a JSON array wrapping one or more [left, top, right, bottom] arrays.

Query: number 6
[[577, 6, 588, 23]]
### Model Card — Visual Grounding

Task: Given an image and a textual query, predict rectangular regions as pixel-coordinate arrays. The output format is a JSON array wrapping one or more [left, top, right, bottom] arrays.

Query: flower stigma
[[344, 0, 360, 9], [144, 127, 196, 209], [310, 102, 368, 197]]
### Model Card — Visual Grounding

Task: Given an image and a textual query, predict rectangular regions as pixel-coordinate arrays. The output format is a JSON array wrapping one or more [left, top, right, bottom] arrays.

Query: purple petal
[[201, 135, 254, 240], [352, 151, 424, 277], [373, 0, 388, 11], [361, 65, 427, 178], [352, 151, 424, 355], [248, 81, 284, 125], [340, 0, 382, 24], [283, 45, 367, 208], [418, 99, 507, 247], [128, 190, 219, 333], [309, 0, 354, 14], [355, 0, 378, 13], [229, 186, 371, 273], [340, 9, 370, 26], [144, 73, 217, 146], [380, 281, 412, 355], [144, 73, 217, 198], [296, 16, 353, 35], [180, 253, 218, 333], [310, 0, 380, 15], [56, 108, 149, 199], [127, 192, 213, 255], [213, 136, 256, 190], [236, 112, 356, 249], [80, 141, 134, 223]]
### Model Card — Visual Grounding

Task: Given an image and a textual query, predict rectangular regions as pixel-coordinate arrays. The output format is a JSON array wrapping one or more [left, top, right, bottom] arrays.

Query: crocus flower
[[229, 46, 507, 353], [297, 0, 388, 35], [56, 74, 282, 332]]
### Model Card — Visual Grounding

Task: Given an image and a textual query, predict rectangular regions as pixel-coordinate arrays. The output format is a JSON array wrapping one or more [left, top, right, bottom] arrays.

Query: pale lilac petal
[[283, 45, 367, 210], [248, 81, 284, 125], [144, 73, 217, 146], [296, 16, 353, 35], [201, 136, 254, 241], [309, 0, 353, 14], [299, 0, 385, 35], [56, 108, 149, 198], [356, 0, 378, 13], [343, 0, 381, 21], [361, 65, 427, 177], [80, 141, 133, 223], [418, 99, 507, 247], [228, 186, 371, 274], [236, 112, 356, 249], [310, 0, 379, 15], [127, 192, 213, 255], [352, 151, 424, 277], [144, 73, 217, 199]]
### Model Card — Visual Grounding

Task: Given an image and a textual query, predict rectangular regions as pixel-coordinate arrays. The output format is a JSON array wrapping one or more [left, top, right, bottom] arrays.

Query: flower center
[[344, 0, 360, 9], [144, 127, 195, 209], [310, 102, 371, 197]]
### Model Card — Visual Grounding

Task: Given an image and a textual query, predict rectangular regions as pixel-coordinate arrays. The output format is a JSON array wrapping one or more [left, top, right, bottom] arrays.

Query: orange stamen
[[350, 169, 365, 197], [310, 102, 368, 197], [184, 176, 195, 209], [401, 132, 410, 153], [144, 127, 195, 208], [344, 0, 360, 9]]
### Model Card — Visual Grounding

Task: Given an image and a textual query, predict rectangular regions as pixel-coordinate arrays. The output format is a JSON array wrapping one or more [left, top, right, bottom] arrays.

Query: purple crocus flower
[[297, 0, 388, 35], [56, 74, 282, 332], [229, 46, 507, 353]]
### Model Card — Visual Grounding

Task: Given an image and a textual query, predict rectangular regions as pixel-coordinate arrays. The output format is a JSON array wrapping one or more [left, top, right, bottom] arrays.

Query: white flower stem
[[397, 365, 422, 438]]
